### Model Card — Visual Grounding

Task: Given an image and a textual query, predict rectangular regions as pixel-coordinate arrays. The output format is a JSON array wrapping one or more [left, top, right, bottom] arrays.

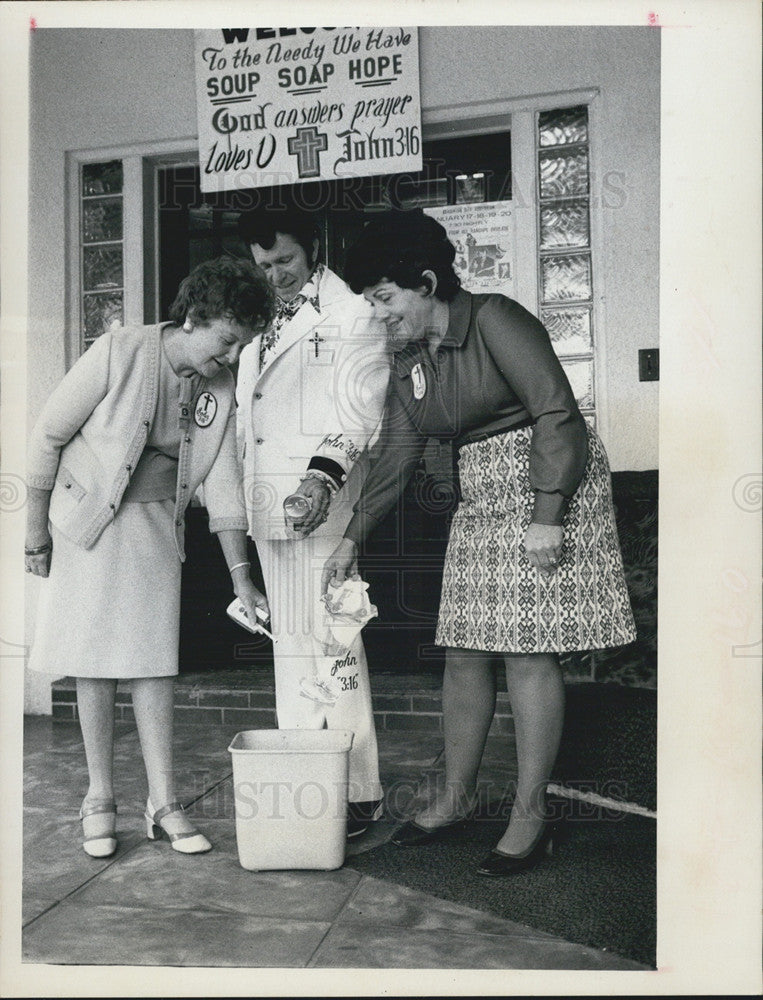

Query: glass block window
[[538, 106, 588, 147], [539, 200, 590, 249], [537, 105, 595, 423], [540, 307, 592, 356], [560, 358, 594, 409], [80, 160, 124, 350], [539, 148, 589, 198], [540, 253, 591, 302]]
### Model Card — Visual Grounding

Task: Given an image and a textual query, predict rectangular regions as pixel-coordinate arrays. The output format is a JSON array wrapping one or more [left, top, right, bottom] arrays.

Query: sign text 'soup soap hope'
[[203, 27, 411, 96]]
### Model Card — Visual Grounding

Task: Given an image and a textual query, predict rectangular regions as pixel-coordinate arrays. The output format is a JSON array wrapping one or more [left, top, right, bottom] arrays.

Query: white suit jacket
[[236, 266, 390, 540]]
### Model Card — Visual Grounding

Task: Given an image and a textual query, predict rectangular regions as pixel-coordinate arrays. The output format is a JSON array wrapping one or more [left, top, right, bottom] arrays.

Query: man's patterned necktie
[[259, 265, 323, 370]]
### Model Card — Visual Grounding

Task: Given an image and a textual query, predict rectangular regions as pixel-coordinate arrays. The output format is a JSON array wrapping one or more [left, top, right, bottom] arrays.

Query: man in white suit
[[236, 207, 390, 836]]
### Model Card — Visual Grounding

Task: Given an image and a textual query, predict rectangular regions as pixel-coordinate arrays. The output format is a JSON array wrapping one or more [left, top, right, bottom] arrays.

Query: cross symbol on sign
[[287, 127, 329, 179], [308, 331, 324, 358]]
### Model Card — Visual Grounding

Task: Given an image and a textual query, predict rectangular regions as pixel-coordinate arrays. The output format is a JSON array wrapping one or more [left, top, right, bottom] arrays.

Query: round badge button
[[194, 391, 217, 427]]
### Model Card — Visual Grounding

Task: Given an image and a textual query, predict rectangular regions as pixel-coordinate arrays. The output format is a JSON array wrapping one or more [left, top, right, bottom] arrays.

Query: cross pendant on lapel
[[308, 331, 324, 358]]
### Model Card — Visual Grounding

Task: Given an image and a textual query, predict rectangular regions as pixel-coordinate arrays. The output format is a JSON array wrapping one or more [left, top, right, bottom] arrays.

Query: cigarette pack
[[226, 598, 275, 642]]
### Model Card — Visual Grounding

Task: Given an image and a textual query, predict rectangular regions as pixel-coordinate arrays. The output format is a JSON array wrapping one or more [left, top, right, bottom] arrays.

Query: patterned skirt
[[435, 426, 637, 654]]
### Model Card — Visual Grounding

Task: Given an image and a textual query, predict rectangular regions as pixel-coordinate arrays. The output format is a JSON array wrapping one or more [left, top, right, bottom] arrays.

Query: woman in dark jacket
[[323, 210, 636, 875]]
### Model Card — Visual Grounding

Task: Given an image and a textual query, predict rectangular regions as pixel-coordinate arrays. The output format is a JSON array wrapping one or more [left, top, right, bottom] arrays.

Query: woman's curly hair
[[168, 256, 275, 331]]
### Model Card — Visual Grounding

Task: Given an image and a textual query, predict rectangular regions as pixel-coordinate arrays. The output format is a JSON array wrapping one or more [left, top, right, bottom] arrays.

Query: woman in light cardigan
[[25, 257, 273, 858]]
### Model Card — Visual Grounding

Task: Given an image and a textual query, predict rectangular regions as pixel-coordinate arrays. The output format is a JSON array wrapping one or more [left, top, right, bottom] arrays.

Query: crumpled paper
[[314, 575, 378, 658]]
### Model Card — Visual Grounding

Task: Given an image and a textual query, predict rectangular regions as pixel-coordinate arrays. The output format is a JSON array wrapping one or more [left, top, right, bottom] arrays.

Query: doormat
[[347, 803, 656, 968], [554, 684, 657, 812]]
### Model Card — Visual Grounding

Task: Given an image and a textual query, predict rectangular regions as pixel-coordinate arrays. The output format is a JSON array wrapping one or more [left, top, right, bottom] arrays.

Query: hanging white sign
[[194, 27, 422, 193], [426, 201, 515, 297]]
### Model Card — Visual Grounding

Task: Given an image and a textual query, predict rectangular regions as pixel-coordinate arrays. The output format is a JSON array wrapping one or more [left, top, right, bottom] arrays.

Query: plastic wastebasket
[[228, 729, 354, 871]]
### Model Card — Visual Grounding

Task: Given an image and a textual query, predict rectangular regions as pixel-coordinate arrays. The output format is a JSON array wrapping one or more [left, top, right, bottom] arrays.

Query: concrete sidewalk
[[22, 716, 646, 970]]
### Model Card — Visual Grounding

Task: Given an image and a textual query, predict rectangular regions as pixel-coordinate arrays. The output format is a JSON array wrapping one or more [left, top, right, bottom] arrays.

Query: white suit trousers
[[255, 534, 382, 805]]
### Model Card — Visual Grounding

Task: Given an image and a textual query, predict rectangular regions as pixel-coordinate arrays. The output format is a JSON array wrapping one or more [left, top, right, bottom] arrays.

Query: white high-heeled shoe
[[79, 799, 117, 858], [145, 799, 211, 854]]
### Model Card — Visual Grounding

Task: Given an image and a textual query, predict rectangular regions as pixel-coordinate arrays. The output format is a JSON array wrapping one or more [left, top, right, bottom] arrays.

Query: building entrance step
[[51, 669, 515, 736]]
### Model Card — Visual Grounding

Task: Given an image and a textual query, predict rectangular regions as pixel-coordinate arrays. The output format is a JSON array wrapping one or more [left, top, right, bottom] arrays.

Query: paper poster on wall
[[426, 202, 515, 296], [194, 27, 422, 193]]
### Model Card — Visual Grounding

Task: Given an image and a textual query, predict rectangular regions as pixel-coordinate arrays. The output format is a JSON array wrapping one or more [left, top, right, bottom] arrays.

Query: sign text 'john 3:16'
[[194, 27, 422, 193]]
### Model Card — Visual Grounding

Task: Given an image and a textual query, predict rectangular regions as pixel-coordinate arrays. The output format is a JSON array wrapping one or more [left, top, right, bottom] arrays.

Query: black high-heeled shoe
[[476, 819, 557, 876], [392, 796, 478, 847], [391, 815, 471, 847]]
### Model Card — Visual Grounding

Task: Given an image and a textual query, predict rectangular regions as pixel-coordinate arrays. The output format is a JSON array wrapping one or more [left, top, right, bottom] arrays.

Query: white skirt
[[436, 426, 637, 654], [27, 499, 181, 678]]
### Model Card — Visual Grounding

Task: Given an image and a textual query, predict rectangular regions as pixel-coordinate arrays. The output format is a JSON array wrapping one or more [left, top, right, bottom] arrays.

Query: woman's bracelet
[[228, 561, 251, 575], [25, 541, 52, 556]]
